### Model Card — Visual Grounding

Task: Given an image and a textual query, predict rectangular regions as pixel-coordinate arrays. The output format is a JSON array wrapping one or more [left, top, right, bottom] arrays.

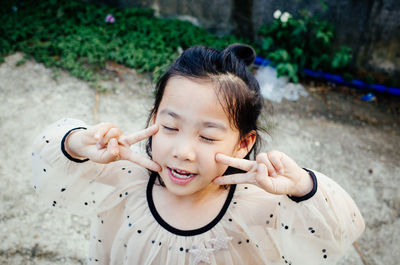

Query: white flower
[[280, 12, 291, 23], [177, 46, 183, 55], [273, 10, 282, 19]]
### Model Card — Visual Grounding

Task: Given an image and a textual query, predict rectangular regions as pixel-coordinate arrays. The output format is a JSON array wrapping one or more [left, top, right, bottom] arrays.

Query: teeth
[[175, 169, 189, 174], [172, 169, 194, 179]]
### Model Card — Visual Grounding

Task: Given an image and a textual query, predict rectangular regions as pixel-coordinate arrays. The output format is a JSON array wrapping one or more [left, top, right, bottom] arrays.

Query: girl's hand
[[65, 123, 161, 172], [214, 151, 313, 197]]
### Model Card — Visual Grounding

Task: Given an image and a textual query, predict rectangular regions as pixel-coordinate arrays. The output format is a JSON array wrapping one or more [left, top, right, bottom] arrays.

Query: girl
[[32, 44, 364, 265]]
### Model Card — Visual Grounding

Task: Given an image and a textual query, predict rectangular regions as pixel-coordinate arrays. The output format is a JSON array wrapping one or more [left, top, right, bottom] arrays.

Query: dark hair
[[145, 44, 264, 185]]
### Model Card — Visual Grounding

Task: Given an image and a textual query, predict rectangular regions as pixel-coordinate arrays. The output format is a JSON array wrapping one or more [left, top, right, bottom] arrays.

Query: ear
[[235, 131, 257, 159]]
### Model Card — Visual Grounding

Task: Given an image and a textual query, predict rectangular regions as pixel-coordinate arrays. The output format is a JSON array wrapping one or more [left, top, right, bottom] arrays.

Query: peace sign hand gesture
[[214, 151, 313, 197], [65, 123, 161, 172]]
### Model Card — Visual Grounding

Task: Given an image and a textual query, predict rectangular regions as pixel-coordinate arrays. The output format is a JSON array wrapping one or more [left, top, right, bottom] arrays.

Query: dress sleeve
[[269, 170, 365, 265], [232, 170, 365, 265], [31, 118, 147, 216]]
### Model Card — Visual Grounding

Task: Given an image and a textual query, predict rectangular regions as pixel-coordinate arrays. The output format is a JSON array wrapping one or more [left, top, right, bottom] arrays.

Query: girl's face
[[152, 76, 252, 198]]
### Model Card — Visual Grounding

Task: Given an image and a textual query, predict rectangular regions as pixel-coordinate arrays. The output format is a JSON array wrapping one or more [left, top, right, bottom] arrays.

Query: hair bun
[[226, 43, 256, 66]]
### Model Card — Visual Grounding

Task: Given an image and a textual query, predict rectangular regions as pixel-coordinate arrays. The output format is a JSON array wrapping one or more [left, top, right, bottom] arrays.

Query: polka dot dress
[[32, 119, 365, 265]]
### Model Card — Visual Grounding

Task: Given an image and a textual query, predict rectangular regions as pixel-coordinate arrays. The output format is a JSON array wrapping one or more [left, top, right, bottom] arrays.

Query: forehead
[[158, 76, 230, 125]]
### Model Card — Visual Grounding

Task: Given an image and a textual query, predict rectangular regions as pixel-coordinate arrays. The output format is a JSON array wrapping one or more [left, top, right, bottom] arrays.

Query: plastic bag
[[255, 66, 308, 102]]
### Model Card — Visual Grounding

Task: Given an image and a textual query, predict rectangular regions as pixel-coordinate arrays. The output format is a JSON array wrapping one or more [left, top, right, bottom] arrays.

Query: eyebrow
[[159, 109, 181, 119], [159, 109, 227, 131], [202, 121, 227, 131]]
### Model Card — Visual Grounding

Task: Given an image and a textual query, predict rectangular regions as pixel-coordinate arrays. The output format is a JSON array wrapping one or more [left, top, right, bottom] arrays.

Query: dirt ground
[[0, 53, 399, 265]]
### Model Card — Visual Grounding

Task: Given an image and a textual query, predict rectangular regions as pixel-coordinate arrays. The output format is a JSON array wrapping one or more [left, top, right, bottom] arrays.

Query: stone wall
[[253, 0, 400, 76], [88, 0, 400, 76]]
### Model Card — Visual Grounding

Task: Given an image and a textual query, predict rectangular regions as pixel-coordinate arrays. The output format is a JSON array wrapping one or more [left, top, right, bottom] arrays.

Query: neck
[[168, 182, 226, 206]]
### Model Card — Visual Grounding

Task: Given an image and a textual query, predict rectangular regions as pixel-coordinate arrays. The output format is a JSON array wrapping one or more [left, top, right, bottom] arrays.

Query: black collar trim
[[146, 175, 236, 237]]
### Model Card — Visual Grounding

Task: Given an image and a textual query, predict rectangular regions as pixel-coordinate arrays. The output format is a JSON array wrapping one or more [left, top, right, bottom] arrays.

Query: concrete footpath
[[0, 53, 399, 265]]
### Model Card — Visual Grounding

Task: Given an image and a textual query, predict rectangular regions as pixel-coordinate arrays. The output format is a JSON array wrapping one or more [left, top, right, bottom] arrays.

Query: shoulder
[[231, 184, 281, 212], [99, 160, 151, 189], [234, 183, 279, 200], [95, 160, 151, 212]]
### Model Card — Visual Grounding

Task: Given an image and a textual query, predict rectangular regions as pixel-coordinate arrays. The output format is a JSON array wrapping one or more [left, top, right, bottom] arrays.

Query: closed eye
[[200, 136, 216, 143], [162, 125, 178, 131]]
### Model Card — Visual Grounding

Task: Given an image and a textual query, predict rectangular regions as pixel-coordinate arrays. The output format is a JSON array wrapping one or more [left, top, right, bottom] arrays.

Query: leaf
[[292, 47, 303, 59], [316, 31, 329, 45], [276, 62, 299, 83], [269, 49, 290, 62], [262, 37, 274, 51], [331, 46, 352, 69]]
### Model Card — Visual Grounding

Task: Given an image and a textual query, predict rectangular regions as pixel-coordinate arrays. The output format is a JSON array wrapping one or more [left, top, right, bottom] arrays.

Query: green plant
[[15, 58, 27, 67], [258, 10, 352, 82], [1, 0, 244, 84]]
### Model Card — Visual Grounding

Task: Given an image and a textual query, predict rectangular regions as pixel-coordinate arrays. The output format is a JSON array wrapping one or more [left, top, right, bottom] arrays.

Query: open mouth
[[167, 167, 197, 185]]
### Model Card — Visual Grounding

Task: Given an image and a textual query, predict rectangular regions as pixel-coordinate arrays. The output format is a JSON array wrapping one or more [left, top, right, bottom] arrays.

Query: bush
[[258, 10, 352, 83], [1, 0, 243, 83]]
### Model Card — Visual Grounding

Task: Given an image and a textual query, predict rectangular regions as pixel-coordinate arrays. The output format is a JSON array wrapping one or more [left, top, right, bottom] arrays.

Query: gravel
[[1, 52, 399, 265]]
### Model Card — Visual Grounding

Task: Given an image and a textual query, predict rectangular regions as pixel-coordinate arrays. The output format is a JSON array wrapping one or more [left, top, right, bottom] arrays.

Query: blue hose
[[254, 56, 400, 96]]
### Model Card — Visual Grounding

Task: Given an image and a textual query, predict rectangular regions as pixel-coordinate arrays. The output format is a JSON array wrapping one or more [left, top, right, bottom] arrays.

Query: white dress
[[32, 118, 365, 265]]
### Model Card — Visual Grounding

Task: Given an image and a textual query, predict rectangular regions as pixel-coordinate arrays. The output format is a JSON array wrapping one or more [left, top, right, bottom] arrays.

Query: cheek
[[151, 134, 164, 162], [215, 163, 229, 177], [207, 141, 238, 176], [202, 149, 229, 176]]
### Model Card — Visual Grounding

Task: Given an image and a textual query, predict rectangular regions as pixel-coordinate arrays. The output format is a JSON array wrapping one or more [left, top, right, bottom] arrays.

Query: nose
[[172, 137, 196, 162]]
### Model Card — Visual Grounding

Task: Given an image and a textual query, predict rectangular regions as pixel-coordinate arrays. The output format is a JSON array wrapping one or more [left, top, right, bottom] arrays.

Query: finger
[[256, 163, 291, 195], [99, 138, 120, 162], [215, 153, 256, 172], [213, 172, 257, 185], [94, 123, 117, 148], [122, 149, 161, 172], [102, 127, 122, 147], [256, 153, 277, 177], [93, 122, 115, 139], [267, 150, 284, 175], [107, 138, 120, 157], [121, 125, 159, 146], [255, 163, 276, 193]]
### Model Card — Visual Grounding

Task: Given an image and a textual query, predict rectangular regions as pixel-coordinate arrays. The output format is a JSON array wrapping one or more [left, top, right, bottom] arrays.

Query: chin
[[162, 178, 195, 194], [160, 174, 206, 197]]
